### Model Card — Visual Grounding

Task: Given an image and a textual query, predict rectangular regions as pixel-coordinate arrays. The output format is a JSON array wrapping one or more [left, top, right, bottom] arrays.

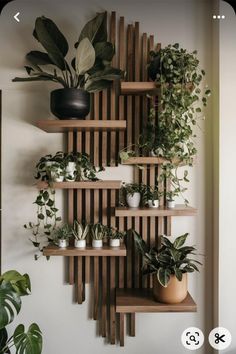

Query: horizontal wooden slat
[[37, 120, 127, 133], [121, 156, 189, 166], [43, 244, 126, 257], [115, 205, 197, 217], [116, 289, 197, 313], [37, 180, 122, 190], [120, 82, 193, 95]]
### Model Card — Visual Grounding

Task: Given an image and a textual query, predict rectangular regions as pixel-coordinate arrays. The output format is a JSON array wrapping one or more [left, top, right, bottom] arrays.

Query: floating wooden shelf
[[115, 205, 197, 217], [116, 289, 197, 313], [120, 82, 193, 95], [121, 156, 187, 166], [43, 244, 126, 257], [37, 180, 122, 190], [37, 120, 127, 133]]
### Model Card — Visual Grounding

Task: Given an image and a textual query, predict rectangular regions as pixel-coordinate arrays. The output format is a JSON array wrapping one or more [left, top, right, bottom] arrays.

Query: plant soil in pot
[[50, 89, 90, 119], [126, 193, 141, 208], [153, 273, 188, 304]]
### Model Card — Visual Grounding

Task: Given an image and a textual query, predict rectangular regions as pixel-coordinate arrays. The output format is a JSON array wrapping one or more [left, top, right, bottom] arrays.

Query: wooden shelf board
[[37, 120, 127, 133], [116, 289, 197, 313], [37, 180, 122, 190], [115, 205, 197, 217], [43, 244, 126, 257], [121, 156, 186, 166], [120, 82, 193, 95]]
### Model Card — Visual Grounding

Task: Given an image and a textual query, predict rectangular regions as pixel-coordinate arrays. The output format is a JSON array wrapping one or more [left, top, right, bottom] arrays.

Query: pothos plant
[[124, 43, 211, 204], [13, 13, 124, 91]]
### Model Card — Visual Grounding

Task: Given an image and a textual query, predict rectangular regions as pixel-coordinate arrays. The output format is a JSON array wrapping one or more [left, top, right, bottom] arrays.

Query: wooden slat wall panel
[[119, 17, 125, 151], [110, 12, 117, 166]]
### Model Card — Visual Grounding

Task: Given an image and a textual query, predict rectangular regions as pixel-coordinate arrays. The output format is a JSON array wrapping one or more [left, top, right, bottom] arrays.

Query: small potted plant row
[[52, 221, 126, 249], [35, 151, 103, 183], [121, 183, 177, 209]]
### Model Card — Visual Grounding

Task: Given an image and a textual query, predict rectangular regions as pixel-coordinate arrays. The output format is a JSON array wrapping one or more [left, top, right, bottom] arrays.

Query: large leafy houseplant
[[13, 13, 124, 119], [0, 270, 42, 354], [133, 231, 201, 303]]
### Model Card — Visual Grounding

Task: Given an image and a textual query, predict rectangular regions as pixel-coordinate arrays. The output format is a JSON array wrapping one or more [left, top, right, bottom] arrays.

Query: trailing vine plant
[[139, 43, 211, 204]]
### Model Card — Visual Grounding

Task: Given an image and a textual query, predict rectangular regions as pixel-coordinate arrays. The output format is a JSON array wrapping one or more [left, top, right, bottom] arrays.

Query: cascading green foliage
[[132, 230, 202, 287], [141, 44, 211, 204], [12, 13, 124, 91], [0, 271, 42, 354]]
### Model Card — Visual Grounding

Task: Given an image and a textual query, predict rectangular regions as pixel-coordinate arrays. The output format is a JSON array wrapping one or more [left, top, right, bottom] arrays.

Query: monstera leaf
[[0, 282, 21, 329], [75, 38, 95, 76], [0, 270, 31, 296], [76, 12, 107, 46], [13, 324, 42, 354], [0, 328, 10, 354], [33, 16, 69, 70]]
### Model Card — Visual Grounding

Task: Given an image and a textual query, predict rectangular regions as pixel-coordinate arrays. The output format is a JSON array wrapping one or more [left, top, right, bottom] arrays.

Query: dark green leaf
[[0, 328, 10, 354], [14, 323, 42, 354], [0, 282, 21, 329], [26, 51, 54, 66], [37, 214, 44, 220], [157, 268, 171, 287], [173, 233, 188, 249], [34, 16, 68, 70], [77, 12, 107, 46], [94, 41, 114, 61]]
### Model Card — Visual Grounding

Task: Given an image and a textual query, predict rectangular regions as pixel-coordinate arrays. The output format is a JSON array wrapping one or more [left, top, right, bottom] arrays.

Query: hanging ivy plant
[[139, 43, 211, 204]]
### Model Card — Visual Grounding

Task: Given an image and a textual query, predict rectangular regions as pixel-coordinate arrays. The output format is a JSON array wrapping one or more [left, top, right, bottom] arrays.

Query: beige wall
[[0, 1, 214, 353], [218, 1, 236, 353]]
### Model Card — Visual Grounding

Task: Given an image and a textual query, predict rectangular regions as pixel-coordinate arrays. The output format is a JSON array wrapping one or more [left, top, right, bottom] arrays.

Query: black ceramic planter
[[50, 88, 90, 119]]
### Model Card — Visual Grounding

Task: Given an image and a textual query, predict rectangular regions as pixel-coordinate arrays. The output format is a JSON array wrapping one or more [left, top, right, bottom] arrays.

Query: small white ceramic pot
[[126, 193, 141, 208], [92, 239, 103, 248], [58, 239, 68, 248], [150, 150, 157, 157], [51, 168, 64, 182], [109, 239, 120, 247], [75, 239, 86, 248], [66, 162, 76, 173], [148, 199, 159, 208], [167, 200, 176, 209]]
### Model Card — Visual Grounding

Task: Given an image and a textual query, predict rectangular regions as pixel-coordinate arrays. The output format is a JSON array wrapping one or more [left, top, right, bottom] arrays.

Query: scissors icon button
[[209, 327, 231, 350]]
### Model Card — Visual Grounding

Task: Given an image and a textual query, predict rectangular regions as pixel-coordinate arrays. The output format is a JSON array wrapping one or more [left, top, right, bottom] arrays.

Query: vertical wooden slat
[[134, 22, 140, 150], [93, 256, 99, 320], [127, 25, 134, 148], [110, 256, 116, 344], [68, 132, 74, 285], [119, 17, 125, 151], [110, 12, 116, 166], [118, 217, 125, 288], [101, 189, 108, 337], [94, 93, 100, 166], [102, 91, 108, 166], [77, 256, 83, 304], [120, 313, 125, 347]]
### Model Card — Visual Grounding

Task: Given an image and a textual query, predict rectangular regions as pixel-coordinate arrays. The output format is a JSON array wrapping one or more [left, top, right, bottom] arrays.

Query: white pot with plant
[[91, 223, 106, 248], [53, 223, 72, 248], [72, 220, 89, 248], [107, 227, 125, 248], [166, 190, 178, 209], [134, 231, 201, 304], [144, 185, 161, 208], [122, 183, 143, 208]]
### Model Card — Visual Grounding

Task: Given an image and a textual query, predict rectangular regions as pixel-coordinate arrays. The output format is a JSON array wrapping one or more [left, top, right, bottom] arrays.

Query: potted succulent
[[121, 183, 144, 208], [143, 185, 162, 208], [166, 190, 179, 209], [107, 227, 125, 247], [53, 223, 72, 248], [133, 231, 201, 304], [91, 223, 106, 248], [72, 220, 90, 248], [13, 13, 124, 119]]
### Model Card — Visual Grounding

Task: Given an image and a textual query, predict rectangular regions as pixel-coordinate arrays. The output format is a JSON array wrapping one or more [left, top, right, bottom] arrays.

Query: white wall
[[0, 1, 214, 353], [219, 1, 236, 353]]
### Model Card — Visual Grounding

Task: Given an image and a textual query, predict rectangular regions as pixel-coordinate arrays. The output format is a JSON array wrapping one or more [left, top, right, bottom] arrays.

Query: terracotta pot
[[153, 273, 188, 304]]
